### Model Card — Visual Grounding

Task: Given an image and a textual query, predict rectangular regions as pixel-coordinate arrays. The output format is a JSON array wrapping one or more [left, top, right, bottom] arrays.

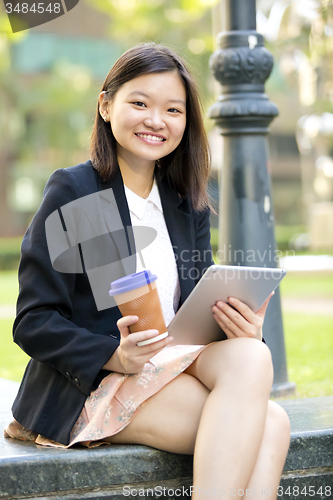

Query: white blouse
[[124, 182, 181, 327]]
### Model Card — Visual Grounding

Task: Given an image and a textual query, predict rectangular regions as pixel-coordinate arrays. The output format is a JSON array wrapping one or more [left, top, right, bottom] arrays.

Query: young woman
[[5, 43, 290, 498]]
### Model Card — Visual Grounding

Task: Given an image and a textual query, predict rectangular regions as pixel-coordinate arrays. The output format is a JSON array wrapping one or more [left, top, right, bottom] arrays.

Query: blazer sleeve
[[13, 168, 119, 397], [193, 205, 215, 282]]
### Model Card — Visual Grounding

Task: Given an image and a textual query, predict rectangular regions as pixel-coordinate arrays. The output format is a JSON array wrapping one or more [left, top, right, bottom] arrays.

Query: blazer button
[[74, 377, 81, 387], [65, 371, 72, 380]]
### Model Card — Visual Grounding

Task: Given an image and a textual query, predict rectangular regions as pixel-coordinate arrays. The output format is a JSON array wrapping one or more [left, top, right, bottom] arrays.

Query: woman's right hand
[[103, 315, 173, 374]]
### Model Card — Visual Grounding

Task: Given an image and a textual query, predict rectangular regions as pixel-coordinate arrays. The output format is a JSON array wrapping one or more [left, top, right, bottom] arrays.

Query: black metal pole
[[209, 0, 295, 397], [224, 0, 256, 30]]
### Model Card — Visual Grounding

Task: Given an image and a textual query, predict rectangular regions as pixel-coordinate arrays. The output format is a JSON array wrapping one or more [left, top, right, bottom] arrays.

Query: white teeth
[[136, 134, 164, 142]]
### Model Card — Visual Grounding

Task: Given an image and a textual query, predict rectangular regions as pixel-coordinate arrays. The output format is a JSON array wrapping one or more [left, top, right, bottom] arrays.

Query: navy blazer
[[12, 160, 215, 445]]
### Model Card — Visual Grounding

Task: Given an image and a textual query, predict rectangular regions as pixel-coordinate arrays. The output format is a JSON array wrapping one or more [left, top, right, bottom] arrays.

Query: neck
[[117, 156, 155, 199]]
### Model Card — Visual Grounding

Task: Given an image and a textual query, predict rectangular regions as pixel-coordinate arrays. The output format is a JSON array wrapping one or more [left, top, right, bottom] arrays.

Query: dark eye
[[168, 108, 181, 113], [133, 101, 146, 107]]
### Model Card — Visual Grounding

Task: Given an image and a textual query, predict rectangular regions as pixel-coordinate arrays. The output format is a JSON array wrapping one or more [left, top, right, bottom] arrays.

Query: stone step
[[0, 379, 332, 500]]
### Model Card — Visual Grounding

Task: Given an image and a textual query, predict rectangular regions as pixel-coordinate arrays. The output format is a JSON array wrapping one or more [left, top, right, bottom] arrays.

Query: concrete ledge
[[1, 379, 332, 500]]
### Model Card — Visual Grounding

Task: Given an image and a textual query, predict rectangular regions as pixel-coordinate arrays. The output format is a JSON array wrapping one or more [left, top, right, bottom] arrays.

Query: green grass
[[0, 270, 28, 381], [0, 319, 29, 381], [283, 312, 333, 398], [280, 271, 333, 299], [0, 270, 332, 397], [0, 237, 21, 270], [0, 238, 22, 252], [0, 270, 19, 304]]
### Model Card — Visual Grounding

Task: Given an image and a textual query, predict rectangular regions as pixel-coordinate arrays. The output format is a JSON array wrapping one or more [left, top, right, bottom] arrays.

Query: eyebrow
[[127, 91, 186, 107]]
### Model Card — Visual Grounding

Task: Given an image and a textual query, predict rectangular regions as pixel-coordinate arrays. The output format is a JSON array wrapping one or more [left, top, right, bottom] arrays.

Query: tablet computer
[[167, 265, 286, 346]]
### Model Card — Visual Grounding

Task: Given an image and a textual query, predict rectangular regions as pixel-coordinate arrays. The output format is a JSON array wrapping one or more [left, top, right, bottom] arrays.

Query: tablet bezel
[[167, 265, 287, 346]]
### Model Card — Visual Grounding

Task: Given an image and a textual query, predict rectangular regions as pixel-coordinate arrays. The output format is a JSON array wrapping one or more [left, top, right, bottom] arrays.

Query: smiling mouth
[[135, 133, 166, 142]]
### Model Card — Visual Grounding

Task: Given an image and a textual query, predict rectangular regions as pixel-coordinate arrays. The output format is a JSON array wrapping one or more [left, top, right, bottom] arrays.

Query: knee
[[223, 338, 274, 385], [190, 338, 273, 394], [267, 401, 291, 449], [252, 340, 274, 380]]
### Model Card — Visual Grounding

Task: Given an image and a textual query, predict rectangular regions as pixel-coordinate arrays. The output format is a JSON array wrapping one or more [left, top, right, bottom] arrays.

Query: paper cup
[[109, 270, 168, 346]]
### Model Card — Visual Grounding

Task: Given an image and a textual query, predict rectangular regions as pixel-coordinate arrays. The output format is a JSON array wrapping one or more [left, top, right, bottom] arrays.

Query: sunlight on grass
[[280, 272, 333, 299], [284, 312, 333, 398], [0, 270, 19, 304], [0, 319, 30, 382]]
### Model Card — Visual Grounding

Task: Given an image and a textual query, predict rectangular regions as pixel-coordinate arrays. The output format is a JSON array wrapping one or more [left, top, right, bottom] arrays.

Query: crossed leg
[[108, 338, 290, 498], [184, 338, 290, 498], [107, 368, 209, 454]]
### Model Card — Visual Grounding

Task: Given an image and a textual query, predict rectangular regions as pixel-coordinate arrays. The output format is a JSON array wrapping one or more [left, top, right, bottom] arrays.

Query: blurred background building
[[0, 0, 333, 254], [258, 0, 333, 252]]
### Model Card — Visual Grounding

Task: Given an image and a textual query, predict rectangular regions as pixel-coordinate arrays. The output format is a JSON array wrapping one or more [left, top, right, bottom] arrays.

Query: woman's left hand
[[212, 292, 274, 341]]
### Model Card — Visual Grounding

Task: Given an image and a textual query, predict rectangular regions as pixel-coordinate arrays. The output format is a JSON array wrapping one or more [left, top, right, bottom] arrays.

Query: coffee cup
[[109, 270, 168, 346]]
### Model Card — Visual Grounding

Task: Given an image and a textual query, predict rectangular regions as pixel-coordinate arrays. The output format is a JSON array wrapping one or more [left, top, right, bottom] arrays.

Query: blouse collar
[[124, 181, 163, 220]]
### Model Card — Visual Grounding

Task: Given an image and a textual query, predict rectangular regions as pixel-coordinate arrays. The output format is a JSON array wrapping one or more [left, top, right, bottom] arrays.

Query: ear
[[99, 91, 110, 122]]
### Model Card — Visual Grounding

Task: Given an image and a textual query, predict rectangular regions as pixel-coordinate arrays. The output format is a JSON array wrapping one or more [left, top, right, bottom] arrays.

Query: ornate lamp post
[[208, 0, 295, 397]]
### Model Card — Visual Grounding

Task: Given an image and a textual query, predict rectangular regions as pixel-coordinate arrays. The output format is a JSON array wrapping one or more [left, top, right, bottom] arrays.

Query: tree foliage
[[84, 0, 219, 107], [0, 0, 219, 235], [0, 8, 96, 234]]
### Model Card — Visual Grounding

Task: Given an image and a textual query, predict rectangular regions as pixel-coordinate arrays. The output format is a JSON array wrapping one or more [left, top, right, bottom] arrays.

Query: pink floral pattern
[[66, 344, 210, 447], [133, 362, 164, 388], [6, 344, 214, 448]]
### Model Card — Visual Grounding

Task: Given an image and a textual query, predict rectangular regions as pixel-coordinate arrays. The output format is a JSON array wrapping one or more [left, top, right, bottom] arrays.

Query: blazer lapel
[[97, 166, 136, 276], [157, 177, 195, 304], [97, 166, 132, 228]]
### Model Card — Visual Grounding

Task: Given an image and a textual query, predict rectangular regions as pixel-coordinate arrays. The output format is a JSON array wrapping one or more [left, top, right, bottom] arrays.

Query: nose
[[143, 110, 165, 130]]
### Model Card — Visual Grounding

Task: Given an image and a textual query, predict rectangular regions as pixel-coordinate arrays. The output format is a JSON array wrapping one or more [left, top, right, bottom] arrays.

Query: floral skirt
[[5, 344, 211, 448]]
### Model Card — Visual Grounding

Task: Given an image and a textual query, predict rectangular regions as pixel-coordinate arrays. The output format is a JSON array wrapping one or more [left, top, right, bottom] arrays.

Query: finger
[[256, 291, 274, 319], [129, 329, 161, 345], [138, 334, 174, 354], [212, 307, 247, 338], [213, 302, 259, 339], [224, 298, 264, 334], [227, 297, 256, 323], [212, 310, 237, 339], [215, 301, 251, 331], [132, 334, 174, 360], [117, 315, 138, 337], [128, 329, 171, 352]]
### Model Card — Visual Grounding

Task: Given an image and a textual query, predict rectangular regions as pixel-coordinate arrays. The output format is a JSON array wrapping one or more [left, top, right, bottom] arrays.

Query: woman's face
[[100, 72, 186, 168]]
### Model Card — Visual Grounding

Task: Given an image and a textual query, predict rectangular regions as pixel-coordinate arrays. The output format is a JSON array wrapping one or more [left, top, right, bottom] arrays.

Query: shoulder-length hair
[[90, 43, 212, 212]]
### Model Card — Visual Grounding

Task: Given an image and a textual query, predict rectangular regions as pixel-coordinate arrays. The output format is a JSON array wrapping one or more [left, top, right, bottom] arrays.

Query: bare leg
[[108, 338, 289, 497], [244, 400, 291, 499], [107, 371, 209, 454], [184, 338, 280, 498]]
